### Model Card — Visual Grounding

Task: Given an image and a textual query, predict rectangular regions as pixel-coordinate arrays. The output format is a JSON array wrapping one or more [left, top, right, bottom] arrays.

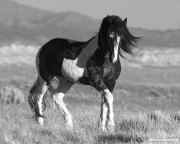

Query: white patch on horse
[[113, 35, 121, 63], [61, 36, 98, 83], [110, 32, 121, 63]]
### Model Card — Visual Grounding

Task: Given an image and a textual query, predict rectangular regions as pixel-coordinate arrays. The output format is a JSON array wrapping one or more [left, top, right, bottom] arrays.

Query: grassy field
[[0, 65, 180, 144]]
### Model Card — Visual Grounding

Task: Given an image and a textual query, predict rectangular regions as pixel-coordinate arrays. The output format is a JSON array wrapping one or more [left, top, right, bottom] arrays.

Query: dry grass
[[0, 85, 180, 144], [0, 85, 25, 104], [0, 64, 180, 143]]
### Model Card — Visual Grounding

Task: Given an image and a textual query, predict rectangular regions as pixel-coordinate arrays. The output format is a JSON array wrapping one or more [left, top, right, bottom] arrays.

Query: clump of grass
[[149, 89, 161, 97], [0, 85, 24, 104], [169, 111, 180, 123], [147, 110, 171, 122], [119, 119, 149, 134]]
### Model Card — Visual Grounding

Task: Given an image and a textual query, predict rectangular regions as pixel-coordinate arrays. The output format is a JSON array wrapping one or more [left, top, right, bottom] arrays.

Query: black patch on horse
[[78, 76, 91, 85], [38, 37, 95, 84], [86, 15, 141, 92]]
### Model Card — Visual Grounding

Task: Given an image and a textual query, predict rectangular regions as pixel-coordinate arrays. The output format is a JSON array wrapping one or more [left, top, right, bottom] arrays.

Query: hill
[[0, 0, 53, 22], [0, 0, 180, 47], [131, 28, 180, 47]]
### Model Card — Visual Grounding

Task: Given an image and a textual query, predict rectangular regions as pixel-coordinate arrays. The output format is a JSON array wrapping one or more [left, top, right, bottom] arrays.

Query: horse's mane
[[98, 15, 142, 58]]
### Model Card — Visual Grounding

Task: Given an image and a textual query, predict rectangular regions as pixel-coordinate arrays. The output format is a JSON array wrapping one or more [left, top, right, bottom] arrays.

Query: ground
[[0, 61, 180, 143]]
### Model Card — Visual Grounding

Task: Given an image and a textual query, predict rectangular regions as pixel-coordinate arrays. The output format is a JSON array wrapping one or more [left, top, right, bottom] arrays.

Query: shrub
[[0, 85, 24, 104], [149, 89, 161, 97]]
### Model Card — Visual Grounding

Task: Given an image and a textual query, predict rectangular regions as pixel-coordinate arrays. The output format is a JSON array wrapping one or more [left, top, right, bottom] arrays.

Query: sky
[[11, 0, 180, 30]]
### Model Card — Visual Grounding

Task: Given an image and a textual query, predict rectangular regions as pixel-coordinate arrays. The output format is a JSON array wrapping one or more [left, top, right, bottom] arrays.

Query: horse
[[28, 15, 141, 132]]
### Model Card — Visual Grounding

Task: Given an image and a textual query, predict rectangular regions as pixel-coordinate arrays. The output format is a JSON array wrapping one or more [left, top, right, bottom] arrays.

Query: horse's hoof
[[65, 125, 73, 131], [37, 117, 44, 126], [106, 124, 115, 133], [65, 116, 73, 130], [98, 126, 107, 133], [106, 127, 115, 133]]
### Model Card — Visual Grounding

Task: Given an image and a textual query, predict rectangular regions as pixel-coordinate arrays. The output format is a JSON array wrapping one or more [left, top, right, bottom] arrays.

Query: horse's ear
[[123, 18, 127, 25]]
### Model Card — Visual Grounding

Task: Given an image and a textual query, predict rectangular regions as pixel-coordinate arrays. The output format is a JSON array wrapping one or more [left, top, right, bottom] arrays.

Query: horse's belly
[[61, 58, 87, 83]]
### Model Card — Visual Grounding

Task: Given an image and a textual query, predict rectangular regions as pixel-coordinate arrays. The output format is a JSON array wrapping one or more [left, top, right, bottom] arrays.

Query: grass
[[0, 85, 24, 104], [0, 66, 180, 143], [0, 84, 180, 144]]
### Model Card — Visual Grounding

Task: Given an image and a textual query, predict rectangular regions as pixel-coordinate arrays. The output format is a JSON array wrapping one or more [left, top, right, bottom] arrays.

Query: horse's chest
[[61, 36, 99, 83]]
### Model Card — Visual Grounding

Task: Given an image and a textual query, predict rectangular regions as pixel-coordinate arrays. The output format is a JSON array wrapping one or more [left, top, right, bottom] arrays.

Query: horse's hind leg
[[51, 77, 74, 129], [29, 76, 49, 125]]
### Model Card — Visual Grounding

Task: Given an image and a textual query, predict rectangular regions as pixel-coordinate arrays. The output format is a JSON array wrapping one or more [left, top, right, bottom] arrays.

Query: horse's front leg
[[103, 89, 115, 132], [99, 87, 115, 132], [87, 74, 115, 132], [99, 95, 108, 131]]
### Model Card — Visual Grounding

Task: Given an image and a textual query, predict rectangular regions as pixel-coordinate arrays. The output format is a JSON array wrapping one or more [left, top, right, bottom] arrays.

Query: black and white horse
[[28, 15, 141, 132]]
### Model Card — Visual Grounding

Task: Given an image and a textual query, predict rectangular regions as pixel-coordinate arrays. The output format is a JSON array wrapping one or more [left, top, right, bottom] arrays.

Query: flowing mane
[[98, 15, 141, 58]]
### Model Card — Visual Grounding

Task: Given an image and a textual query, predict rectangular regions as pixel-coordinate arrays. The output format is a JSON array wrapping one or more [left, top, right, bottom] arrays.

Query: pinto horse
[[28, 15, 141, 132]]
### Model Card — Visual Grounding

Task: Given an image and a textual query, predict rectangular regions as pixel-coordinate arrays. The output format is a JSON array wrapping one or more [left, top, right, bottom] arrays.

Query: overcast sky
[[11, 0, 180, 30]]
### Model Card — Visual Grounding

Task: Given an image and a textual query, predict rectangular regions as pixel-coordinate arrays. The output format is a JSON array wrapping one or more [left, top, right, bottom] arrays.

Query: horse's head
[[98, 15, 141, 63]]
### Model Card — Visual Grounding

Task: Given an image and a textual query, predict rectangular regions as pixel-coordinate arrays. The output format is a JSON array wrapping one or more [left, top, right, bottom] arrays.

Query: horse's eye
[[110, 32, 115, 38]]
